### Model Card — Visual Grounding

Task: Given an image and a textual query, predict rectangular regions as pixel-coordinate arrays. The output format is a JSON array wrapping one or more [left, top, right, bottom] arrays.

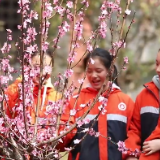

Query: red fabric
[[124, 82, 160, 160], [64, 87, 134, 160], [98, 109, 108, 160], [4, 77, 61, 122], [2, 77, 67, 158]]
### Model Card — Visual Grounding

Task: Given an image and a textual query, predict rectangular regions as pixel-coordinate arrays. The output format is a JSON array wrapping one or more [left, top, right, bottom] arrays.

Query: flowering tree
[[0, 0, 138, 159]]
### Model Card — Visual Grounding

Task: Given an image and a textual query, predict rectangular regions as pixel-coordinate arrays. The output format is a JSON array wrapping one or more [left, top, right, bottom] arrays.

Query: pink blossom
[[64, 69, 73, 78], [0, 118, 6, 133], [117, 141, 128, 154], [26, 27, 37, 42], [98, 21, 107, 38], [82, 128, 89, 133], [73, 139, 81, 144], [129, 148, 140, 157], [42, 42, 49, 52], [1, 59, 14, 73], [17, 25, 22, 30], [26, 44, 38, 53], [1, 42, 11, 54], [77, 120, 84, 127], [90, 58, 95, 64], [72, 94, 79, 98], [70, 109, 76, 116], [83, 118, 90, 124], [89, 128, 96, 136], [44, 66, 52, 74], [43, 2, 53, 18], [0, 94, 3, 102], [25, 18, 32, 24], [113, 41, 124, 48], [81, 0, 89, 8], [95, 132, 100, 137], [30, 10, 38, 20], [86, 42, 93, 52], [53, 0, 58, 5], [80, 104, 86, 108], [63, 21, 70, 32], [64, 147, 72, 151], [6, 29, 12, 33], [67, 55, 75, 63], [18, 0, 30, 6], [8, 35, 12, 41], [23, 20, 28, 28], [124, 57, 129, 64], [67, 13, 74, 21], [66, 1, 73, 8], [125, 9, 131, 15], [123, 66, 127, 70], [99, 96, 108, 105], [78, 79, 84, 84], [74, 22, 83, 40], [116, 0, 121, 4], [102, 10, 108, 15], [98, 96, 105, 102], [54, 6, 65, 16]]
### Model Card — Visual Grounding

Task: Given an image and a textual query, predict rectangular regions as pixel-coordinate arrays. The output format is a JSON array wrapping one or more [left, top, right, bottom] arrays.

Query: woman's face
[[31, 54, 52, 85], [156, 51, 160, 80], [87, 57, 109, 90]]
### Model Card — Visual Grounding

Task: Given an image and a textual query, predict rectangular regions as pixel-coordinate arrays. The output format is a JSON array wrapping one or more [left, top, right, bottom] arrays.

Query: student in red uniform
[[4, 50, 61, 124], [64, 48, 134, 160], [124, 49, 160, 160]]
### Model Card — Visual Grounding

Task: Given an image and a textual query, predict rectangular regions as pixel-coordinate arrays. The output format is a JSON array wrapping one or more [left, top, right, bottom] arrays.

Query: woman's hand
[[143, 139, 160, 155]]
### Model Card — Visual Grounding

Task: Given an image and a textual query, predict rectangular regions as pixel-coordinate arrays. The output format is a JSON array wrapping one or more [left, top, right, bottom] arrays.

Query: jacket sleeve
[[123, 95, 142, 159], [4, 80, 20, 118], [57, 98, 77, 151]]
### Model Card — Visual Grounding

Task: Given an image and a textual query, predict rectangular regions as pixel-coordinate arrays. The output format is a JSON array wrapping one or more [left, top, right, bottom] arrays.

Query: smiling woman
[[4, 50, 59, 123], [84, 48, 118, 89], [60, 48, 135, 160], [31, 51, 53, 85]]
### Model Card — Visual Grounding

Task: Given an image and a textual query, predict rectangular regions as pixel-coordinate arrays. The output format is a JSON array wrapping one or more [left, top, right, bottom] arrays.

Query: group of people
[[2, 47, 160, 160]]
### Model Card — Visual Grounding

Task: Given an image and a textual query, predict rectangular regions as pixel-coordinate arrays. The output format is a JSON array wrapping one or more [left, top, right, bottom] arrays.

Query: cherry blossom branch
[[20, 0, 28, 138], [33, 0, 45, 140], [69, 0, 78, 53], [119, 0, 131, 40]]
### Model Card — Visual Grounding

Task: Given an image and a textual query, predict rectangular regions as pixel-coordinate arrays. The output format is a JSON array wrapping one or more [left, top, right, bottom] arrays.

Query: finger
[[142, 144, 149, 149], [143, 147, 151, 152], [143, 141, 149, 145], [145, 150, 154, 156]]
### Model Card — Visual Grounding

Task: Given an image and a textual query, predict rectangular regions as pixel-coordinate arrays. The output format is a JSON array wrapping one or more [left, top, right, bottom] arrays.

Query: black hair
[[31, 50, 53, 66], [31, 50, 53, 58], [83, 48, 119, 86]]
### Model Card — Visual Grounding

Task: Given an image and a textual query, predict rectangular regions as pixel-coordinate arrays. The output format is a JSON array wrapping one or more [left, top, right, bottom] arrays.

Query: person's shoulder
[[47, 87, 62, 99], [5, 77, 22, 97], [137, 81, 155, 96], [6, 77, 22, 91], [116, 90, 133, 102]]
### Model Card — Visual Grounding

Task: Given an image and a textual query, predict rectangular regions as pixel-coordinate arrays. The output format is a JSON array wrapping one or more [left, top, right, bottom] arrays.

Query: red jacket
[[124, 81, 160, 160], [62, 85, 134, 160], [1, 77, 74, 159], [4, 77, 60, 123]]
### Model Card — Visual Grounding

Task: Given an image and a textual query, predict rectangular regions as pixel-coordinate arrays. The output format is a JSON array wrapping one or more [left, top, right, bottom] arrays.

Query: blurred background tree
[[0, 0, 160, 101]]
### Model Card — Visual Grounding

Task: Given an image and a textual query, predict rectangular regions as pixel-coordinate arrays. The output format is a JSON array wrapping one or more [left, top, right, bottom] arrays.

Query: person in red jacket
[[4, 51, 61, 123], [124, 49, 160, 160], [62, 48, 134, 160], [0, 51, 62, 158]]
